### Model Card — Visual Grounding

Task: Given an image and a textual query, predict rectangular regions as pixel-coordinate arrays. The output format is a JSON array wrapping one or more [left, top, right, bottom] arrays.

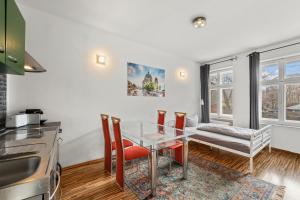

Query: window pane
[[262, 64, 279, 81], [220, 71, 233, 85], [210, 73, 218, 87], [285, 60, 300, 79], [286, 84, 300, 121], [210, 90, 218, 113], [221, 89, 233, 115], [262, 86, 278, 119]]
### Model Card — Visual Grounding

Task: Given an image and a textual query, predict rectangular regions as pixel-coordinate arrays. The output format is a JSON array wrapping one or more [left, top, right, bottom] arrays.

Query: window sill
[[210, 116, 233, 121], [210, 117, 233, 126], [260, 120, 300, 129]]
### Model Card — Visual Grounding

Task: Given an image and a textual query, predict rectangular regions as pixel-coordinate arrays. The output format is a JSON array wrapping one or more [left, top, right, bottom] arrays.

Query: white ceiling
[[18, 0, 300, 62]]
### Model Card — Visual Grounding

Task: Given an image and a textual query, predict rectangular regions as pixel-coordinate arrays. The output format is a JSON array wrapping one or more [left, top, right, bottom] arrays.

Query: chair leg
[[169, 149, 172, 172]]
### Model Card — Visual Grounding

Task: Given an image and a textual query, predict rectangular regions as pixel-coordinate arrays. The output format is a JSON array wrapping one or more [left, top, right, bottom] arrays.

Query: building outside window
[[209, 67, 233, 118], [260, 55, 300, 124]]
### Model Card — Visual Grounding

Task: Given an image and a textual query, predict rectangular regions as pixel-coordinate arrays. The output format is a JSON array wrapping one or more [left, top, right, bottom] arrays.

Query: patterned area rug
[[125, 156, 285, 200]]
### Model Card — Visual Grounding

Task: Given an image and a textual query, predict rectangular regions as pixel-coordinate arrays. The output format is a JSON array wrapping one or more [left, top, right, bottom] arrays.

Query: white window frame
[[260, 55, 300, 125], [209, 67, 233, 119]]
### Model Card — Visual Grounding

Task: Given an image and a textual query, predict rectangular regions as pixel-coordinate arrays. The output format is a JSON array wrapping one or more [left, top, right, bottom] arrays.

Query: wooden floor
[[61, 142, 300, 200]]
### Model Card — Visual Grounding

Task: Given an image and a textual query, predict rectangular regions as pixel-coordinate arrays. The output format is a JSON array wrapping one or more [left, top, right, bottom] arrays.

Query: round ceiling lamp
[[192, 16, 207, 28]]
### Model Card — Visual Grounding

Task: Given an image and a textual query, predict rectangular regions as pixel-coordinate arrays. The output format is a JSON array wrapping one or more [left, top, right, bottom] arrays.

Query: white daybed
[[185, 123, 272, 173]]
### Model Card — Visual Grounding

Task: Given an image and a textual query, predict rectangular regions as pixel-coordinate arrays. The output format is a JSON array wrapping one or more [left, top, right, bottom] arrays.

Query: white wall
[[209, 39, 300, 154], [7, 5, 200, 167]]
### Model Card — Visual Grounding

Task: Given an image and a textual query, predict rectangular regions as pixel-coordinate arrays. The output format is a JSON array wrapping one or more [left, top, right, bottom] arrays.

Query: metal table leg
[[151, 145, 157, 196], [183, 138, 188, 179], [140, 121, 144, 147]]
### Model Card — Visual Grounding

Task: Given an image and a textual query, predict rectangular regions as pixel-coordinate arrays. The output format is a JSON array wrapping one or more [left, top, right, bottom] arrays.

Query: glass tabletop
[[120, 121, 194, 149]]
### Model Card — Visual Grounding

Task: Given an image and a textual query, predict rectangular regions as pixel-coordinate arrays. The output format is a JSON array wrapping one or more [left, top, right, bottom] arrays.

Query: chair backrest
[[157, 110, 166, 125], [175, 112, 186, 136], [101, 114, 112, 173], [111, 117, 125, 188], [157, 110, 166, 132], [101, 114, 111, 146]]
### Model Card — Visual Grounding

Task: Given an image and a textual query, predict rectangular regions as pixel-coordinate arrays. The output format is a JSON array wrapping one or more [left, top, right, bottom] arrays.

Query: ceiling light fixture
[[192, 16, 207, 28]]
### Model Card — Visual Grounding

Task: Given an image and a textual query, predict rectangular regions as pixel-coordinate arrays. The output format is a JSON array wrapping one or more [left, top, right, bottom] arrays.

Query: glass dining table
[[120, 121, 194, 196]]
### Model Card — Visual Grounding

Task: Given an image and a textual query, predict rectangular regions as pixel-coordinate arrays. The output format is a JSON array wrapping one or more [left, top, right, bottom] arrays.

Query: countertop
[[0, 122, 61, 151], [10, 121, 61, 132], [0, 122, 61, 199]]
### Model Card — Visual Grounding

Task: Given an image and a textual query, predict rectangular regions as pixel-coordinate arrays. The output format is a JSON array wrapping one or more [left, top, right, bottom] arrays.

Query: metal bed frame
[[188, 125, 272, 173]]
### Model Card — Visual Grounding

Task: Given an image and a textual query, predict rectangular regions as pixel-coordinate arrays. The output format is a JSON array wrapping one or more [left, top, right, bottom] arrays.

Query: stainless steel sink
[[0, 156, 41, 187], [0, 126, 60, 200]]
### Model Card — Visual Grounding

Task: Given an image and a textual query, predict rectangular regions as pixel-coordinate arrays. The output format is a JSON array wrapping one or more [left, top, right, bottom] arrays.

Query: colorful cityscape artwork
[[127, 62, 165, 97]]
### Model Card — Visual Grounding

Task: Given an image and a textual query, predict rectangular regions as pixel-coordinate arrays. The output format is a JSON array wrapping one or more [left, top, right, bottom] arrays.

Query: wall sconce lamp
[[96, 55, 106, 65], [179, 71, 186, 78]]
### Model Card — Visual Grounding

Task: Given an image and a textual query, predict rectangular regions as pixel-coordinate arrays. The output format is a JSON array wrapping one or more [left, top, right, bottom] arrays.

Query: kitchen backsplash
[[0, 74, 6, 128]]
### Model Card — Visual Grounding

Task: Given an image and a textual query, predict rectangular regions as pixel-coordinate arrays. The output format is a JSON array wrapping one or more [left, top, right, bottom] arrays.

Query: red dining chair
[[101, 114, 134, 173], [157, 110, 166, 132], [111, 117, 150, 189], [157, 110, 166, 125], [157, 110, 167, 155], [168, 112, 186, 166]]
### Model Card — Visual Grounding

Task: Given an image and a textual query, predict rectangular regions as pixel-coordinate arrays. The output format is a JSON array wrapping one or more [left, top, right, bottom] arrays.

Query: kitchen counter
[[0, 122, 61, 200], [9, 121, 62, 132]]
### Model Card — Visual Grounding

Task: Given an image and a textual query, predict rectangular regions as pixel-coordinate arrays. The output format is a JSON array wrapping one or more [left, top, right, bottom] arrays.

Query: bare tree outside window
[[286, 84, 300, 121], [262, 86, 278, 119], [222, 89, 233, 115], [210, 90, 218, 113], [209, 69, 233, 117]]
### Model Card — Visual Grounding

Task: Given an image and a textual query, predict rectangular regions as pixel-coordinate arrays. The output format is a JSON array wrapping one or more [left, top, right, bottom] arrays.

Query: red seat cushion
[[124, 146, 150, 161], [112, 139, 133, 151], [168, 140, 183, 149]]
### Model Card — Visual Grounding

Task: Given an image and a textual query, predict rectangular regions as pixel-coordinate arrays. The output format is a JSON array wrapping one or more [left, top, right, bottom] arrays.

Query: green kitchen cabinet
[[0, 0, 25, 75], [0, 0, 5, 66], [5, 0, 25, 75]]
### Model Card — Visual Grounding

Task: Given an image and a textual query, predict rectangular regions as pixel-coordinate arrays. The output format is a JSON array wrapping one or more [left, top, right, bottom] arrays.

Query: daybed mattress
[[185, 127, 270, 154]]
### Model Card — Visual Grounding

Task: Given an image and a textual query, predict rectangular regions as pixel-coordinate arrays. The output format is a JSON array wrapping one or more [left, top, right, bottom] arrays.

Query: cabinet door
[[0, 0, 5, 65], [6, 0, 25, 75]]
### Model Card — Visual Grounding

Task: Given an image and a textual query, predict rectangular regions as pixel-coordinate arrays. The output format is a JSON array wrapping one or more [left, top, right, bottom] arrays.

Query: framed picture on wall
[[127, 62, 165, 97]]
